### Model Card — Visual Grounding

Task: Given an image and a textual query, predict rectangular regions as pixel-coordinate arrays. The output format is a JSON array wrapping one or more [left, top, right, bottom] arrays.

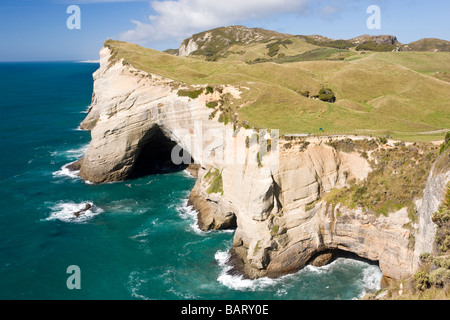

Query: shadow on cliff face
[[307, 249, 380, 268], [127, 125, 193, 180]]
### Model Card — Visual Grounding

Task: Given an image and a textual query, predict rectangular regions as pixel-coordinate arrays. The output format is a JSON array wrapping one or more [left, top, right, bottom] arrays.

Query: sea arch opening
[[127, 124, 194, 180], [307, 248, 380, 269]]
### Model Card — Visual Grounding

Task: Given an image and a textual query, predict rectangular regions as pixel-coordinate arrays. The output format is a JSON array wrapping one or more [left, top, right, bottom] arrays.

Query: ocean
[[0, 62, 382, 300]]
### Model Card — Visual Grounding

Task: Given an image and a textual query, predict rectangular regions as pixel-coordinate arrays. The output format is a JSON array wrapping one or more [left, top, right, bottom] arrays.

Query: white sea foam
[[80, 105, 90, 114], [52, 162, 80, 179], [358, 264, 383, 297], [182, 169, 196, 179], [64, 144, 89, 160], [130, 228, 151, 243], [275, 288, 288, 297], [176, 199, 205, 235], [303, 258, 382, 298], [46, 201, 103, 223], [215, 250, 278, 291], [127, 271, 151, 300], [176, 199, 235, 235], [215, 251, 382, 296], [52, 144, 90, 181], [167, 287, 197, 299], [76, 60, 100, 63], [302, 261, 337, 274], [51, 144, 89, 162]]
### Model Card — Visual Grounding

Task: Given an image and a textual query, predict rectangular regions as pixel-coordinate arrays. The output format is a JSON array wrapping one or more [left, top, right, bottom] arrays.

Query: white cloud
[[320, 5, 340, 17], [119, 0, 310, 45]]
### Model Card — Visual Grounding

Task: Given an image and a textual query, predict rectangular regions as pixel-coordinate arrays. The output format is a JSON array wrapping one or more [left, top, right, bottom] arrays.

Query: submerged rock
[[73, 203, 92, 218]]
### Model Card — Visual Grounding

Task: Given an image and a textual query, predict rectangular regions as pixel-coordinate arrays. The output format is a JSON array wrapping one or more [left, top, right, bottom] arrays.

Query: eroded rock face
[[178, 38, 199, 57], [79, 46, 448, 282], [412, 154, 450, 271], [78, 47, 234, 183], [217, 145, 414, 280]]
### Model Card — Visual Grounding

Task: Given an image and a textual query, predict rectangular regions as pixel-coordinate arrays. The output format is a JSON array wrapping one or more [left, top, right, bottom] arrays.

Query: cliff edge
[[77, 44, 450, 283]]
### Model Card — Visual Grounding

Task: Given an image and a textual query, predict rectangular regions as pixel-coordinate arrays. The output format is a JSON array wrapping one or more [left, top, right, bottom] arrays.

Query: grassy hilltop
[[105, 26, 450, 141]]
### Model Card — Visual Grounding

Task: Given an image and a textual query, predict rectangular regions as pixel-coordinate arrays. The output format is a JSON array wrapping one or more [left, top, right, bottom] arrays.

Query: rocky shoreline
[[75, 45, 450, 282]]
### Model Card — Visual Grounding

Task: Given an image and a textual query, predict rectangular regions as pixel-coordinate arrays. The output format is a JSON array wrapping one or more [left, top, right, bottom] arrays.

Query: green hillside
[[178, 25, 291, 61], [105, 30, 450, 141], [404, 38, 450, 52]]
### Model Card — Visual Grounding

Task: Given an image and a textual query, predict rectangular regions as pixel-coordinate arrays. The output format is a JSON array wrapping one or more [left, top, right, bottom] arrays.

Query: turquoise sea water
[[0, 62, 382, 300]]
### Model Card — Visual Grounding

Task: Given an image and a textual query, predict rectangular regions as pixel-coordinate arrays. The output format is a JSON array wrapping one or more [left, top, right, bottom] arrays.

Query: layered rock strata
[[78, 46, 449, 281]]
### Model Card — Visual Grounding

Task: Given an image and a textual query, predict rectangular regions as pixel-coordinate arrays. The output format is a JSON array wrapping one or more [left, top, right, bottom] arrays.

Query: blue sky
[[0, 0, 449, 61]]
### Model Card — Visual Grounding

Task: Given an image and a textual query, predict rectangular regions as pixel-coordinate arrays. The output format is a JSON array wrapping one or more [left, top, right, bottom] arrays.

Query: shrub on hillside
[[206, 101, 218, 109], [355, 42, 397, 52], [204, 168, 224, 195], [432, 185, 450, 253], [205, 86, 214, 94], [300, 90, 310, 98], [177, 88, 204, 99], [440, 132, 450, 154], [318, 88, 336, 103], [266, 39, 294, 57]]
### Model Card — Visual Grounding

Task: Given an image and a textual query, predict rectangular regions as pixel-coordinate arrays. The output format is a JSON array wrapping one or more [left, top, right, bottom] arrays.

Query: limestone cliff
[[412, 152, 450, 271], [78, 46, 449, 282]]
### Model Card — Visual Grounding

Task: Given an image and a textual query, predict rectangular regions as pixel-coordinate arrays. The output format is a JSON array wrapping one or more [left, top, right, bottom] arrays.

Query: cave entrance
[[307, 249, 380, 268], [127, 125, 193, 180]]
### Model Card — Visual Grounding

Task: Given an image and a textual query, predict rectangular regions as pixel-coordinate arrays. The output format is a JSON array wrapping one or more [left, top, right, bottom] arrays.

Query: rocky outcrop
[[219, 144, 414, 280], [403, 38, 450, 53], [78, 45, 448, 282], [78, 46, 240, 183], [231, 199, 415, 280], [349, 35, 399, 46], [178, 25, 287, 57], [413, 152, 450, 271], [178, 38, 199, 57]]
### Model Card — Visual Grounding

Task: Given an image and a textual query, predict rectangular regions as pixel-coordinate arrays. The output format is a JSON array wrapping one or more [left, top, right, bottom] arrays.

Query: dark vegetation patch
[[177, 88, 204, 99], [356, 42, 398, 52]]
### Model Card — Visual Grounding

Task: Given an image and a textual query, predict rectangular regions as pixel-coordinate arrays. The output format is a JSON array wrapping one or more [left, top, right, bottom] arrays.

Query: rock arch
[[127, 125, 192, 179]]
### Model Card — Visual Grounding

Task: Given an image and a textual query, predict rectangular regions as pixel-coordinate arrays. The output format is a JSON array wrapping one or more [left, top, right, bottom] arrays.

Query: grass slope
[[105, 39, 450, 141], [405, 38, 450, 52]]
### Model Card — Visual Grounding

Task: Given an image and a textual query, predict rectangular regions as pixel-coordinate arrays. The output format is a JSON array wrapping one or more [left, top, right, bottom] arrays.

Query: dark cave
[[127, 125, 193, 180]]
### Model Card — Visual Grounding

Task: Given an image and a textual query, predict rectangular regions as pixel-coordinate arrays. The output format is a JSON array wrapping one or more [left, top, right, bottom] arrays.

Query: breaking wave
[[51, 144, 89, 181], [215, 251, 382, 298], [215, 250, 279, 291], [176, 199, 234, 236], [176, 199, 204, 235], [52, 162, 80, 180], [46, 201, 103, 223], [51, 144, 89, 161]]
